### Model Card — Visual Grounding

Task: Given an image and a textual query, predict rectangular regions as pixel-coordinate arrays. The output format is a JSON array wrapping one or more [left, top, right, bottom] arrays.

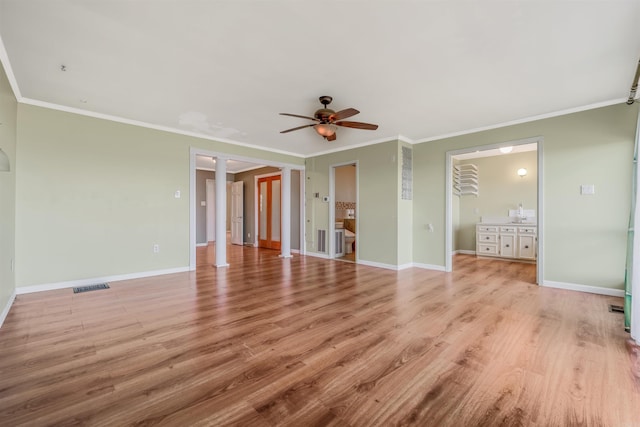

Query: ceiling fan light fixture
[[314, 123, 336, 137]]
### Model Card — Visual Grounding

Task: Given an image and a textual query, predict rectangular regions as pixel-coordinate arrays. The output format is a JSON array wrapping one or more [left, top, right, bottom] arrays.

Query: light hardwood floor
[[0, 247, 638, 426]]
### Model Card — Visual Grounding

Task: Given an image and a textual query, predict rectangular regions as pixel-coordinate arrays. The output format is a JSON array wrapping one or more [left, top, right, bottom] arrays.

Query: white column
[[215, 158, 229, 267], [280, 166, 292, 258]]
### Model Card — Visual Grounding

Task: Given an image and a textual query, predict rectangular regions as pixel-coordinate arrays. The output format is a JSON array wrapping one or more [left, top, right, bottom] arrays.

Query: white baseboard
[[0, 290, 17, 328], [16, 266, 191, 295], [541, 280, 625, 297], [303, 251, 330, 260], [454, 250, 476, 255], [196, 243, 208, 247], [291, 249, 301, 254], [412, 262, 447, 272]]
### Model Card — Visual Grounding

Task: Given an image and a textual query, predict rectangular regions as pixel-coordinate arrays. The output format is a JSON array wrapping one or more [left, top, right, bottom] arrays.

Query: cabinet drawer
[[500, 226, 517, 233], [478, 244, 499, 255], [518, 226, 536, 234], [478, 233, 498, 243], [478, 225, 498, 232]]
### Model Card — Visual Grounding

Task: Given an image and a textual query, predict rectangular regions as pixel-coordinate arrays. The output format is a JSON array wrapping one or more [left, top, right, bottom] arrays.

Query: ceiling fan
[[280, 96, 378, 141]]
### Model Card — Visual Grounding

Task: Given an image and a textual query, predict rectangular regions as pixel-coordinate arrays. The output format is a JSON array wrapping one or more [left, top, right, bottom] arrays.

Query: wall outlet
[[153, 244, 160, 253], [427, 224, 434, 232], [174, 190, 181, 198]]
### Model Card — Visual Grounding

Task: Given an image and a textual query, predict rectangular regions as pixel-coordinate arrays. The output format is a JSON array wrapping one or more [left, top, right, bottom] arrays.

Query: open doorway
[[445, 137, 543, 284], [331, 162, 357, 263]]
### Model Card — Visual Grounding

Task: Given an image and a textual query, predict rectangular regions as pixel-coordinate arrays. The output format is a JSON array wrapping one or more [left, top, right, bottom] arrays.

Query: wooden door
[[258, 175, 281, 250], [231, 181, 243, 246]]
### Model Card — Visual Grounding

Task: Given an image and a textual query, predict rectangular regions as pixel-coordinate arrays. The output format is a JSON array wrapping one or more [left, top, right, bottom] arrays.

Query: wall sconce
[[517, 168, 527, 178], [0, 149, 10, 172]]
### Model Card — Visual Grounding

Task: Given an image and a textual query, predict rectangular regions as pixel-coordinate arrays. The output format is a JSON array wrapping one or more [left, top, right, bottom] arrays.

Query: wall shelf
[[453, 164, 479, 196]]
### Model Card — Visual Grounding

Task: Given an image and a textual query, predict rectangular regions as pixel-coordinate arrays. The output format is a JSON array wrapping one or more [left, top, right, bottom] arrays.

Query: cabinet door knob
[[505, 244, 509, 247], [525, 245, 529, 249], [486, 237, 489, 240]]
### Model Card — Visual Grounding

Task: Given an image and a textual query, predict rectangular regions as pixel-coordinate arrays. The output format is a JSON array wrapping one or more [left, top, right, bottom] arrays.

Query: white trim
[[15, 267, 191, 295], [299, 171, 306, 255], [356, 259, 400, 270], [308, 136, 407, 157], [20, 98, 306, 159], [329, 160, 358, 261], [196, 243, 208, 247], [0, 290, 17, 328], [541, 280, 625, 298], [189, 147, 305, 269], [303, 251, 330, 260], [397, 263, 414, 270], [291, 249, 301, 254], [412, 262, 447, 272], [0, 35, 21, 100], [414, 99, 627, 145], [454, 250, 476, 255], [445, 136, 544, 286]]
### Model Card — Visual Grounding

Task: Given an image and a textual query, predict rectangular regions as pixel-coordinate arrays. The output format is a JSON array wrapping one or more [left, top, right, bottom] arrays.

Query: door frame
[[329, 160, 359, 260], [444, 136, 544, 284], [189, 148, 304, 270], [254, 171, 282, 248], [256, 174, 282, 250]]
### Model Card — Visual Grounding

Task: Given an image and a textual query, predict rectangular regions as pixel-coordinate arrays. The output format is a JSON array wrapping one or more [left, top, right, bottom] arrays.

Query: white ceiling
[[1, 1, 639, 158]]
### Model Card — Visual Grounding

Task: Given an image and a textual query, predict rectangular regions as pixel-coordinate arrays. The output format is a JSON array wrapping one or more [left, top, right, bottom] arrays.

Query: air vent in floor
[[608, 304, 624, 313], [73, 283, 110, 294]]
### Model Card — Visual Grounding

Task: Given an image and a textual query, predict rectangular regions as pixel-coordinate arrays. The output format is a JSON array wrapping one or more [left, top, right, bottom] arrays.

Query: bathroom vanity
[[476, 223, 537, 262]]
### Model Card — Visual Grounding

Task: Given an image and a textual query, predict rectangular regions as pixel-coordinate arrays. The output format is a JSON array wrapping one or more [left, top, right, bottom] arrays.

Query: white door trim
[[189, 147, 304, 270], [445, 136, 544, 284], [206, 179, 215, 242], [329, 160, 358, 260]]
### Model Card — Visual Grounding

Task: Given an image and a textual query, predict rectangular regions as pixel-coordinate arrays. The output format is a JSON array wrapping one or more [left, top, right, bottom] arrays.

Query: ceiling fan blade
[[280, 124, 315, 134], [335, 121, 379, 130], [326, 133, 337, 142], [330, 108, 359, 121], [279, 113, 319, 121]]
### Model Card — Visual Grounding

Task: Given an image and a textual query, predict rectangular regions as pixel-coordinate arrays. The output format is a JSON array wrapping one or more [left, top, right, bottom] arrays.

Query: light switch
[[174, 190, 181, 198], [580, 184, 595, 195], [200, 201, 206, 206]]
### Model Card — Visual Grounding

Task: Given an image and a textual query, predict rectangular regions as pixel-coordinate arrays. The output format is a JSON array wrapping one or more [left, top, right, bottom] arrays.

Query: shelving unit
[[453, 163, 479, 196]]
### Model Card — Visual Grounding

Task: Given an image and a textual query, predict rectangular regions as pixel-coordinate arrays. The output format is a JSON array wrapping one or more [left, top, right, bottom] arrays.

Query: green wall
[[456, 151, 538, 251], [414, 103, 638, 289], [14, 104, 303, 287], [0, 61, 16, 311], [305, 140, 399, 266]]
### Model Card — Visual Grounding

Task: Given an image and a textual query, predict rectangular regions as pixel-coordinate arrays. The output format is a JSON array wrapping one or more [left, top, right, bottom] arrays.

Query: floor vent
[[73, 283, 110, 294], [609, 304, 624, 313]]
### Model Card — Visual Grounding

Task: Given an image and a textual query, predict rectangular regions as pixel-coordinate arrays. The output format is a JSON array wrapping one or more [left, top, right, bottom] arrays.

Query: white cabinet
[[476, 223, 536, 262]]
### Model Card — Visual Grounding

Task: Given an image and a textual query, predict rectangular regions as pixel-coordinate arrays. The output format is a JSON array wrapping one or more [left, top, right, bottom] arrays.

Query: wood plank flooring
[[0, 247, 638, 426]]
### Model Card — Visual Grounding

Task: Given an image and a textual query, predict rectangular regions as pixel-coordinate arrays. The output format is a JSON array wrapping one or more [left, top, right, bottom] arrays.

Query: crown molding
[[412, 98, 627, 145], [0, 34, 22, 100]]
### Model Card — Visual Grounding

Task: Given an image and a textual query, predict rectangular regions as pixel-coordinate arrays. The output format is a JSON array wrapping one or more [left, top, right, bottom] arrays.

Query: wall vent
[[317, 229, 327, 253]]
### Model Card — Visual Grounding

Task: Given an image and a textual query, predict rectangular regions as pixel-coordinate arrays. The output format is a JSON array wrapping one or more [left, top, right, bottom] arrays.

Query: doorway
[[445, 137, 543, 284], [258, 175, 281, 250], [330, 161, 358, 263]]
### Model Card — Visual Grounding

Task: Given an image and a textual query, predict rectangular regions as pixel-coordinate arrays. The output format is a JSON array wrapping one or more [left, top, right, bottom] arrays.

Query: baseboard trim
[[541, 280, 625, 297], [454, 250, 476, 255], [303, 251, 330, 260], [196, 243, 208, 247], [412, 262, 447, 272], [356, 259, 399, 270], [0, 290, 17, 328], [16, 266, 191, 295]]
